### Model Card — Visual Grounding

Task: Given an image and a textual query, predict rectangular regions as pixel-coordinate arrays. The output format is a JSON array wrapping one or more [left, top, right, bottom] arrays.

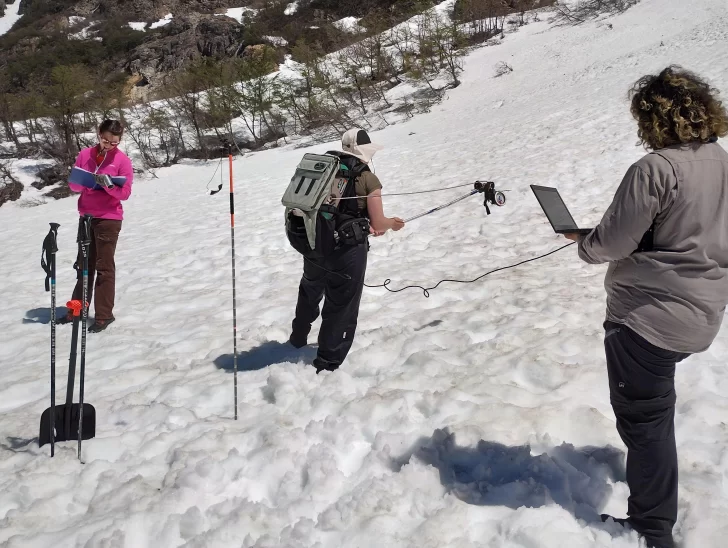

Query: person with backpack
[[285, 128, 405, 373], [564, 66, 728, 548], [59, 119, 134, 333]]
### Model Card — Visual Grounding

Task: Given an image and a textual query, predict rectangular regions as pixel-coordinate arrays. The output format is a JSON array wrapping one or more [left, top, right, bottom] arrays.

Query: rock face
[[196, 16, 241, 57], [6, 0, 249, 92], [4, 0, 417, 98], [0, 181, 23, 207], [19, 0, 232, 21], [17, 0, 31, 16], [125, 13, 243, 93], [0, 0, 17, 17], [31, 164, 67, 190]]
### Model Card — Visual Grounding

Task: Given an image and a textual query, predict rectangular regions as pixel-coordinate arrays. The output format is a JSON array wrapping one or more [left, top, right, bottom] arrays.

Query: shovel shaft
[[50, 251, 56, 457], [64, 315, 79, 439]]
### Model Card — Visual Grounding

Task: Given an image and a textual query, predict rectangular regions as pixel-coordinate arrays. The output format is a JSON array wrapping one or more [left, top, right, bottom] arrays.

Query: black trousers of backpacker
[[604, 321, 690, 548], [292, 242, 368, 371]]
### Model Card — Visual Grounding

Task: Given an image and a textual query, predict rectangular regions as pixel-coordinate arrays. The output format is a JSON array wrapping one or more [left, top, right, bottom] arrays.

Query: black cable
[[206, 156, 224, 195], [303, 256, 352, 280], [363, 242, 576, 297]]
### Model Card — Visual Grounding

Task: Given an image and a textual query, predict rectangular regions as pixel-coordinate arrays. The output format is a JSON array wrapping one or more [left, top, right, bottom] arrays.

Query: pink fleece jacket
[[69, 145, 134, 220]]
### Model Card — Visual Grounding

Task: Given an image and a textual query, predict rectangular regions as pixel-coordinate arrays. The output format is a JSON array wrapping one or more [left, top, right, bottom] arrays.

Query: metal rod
[[403, 190, 479, 223]]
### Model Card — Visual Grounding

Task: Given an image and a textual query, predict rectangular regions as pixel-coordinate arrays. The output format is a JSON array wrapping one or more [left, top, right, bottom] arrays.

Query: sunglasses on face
[[100, 138, 120, 147]]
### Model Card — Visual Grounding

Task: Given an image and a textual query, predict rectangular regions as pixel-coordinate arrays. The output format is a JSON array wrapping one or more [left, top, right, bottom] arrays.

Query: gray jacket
[[579, 141, 728, 353]]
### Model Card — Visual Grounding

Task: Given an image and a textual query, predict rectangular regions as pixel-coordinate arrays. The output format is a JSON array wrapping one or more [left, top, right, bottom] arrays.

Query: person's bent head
[[98, 119, 124, 152], [629, 65, 728, 150], [341, 128, 383, 164]]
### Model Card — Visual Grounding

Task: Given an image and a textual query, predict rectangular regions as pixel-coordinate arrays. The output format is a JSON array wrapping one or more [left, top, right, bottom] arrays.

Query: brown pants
[[72, 219, 122, 320]]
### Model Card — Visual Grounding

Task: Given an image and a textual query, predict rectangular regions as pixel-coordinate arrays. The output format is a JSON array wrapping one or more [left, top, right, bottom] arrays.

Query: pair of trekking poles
[[38, 215, 96, 460]]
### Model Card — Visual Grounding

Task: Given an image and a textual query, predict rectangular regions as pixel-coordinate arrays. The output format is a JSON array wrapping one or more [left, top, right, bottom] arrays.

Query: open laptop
[[530, 185, 593, 235]]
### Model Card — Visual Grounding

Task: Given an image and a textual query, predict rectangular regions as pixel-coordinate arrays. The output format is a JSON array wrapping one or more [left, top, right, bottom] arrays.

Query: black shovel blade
[[39, 403, 96, 447]]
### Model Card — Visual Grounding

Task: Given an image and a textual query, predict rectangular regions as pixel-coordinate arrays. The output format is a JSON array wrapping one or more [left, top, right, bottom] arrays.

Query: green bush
[[97, 20, 148, 53]]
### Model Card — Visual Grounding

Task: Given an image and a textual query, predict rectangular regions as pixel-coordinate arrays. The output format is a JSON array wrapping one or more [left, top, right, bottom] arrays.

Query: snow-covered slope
[[1, 1, 728, 547], [0, 0, 22, 37]]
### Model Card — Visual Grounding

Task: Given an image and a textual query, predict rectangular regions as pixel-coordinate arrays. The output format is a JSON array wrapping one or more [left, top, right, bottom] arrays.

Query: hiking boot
[[600, 514, 629, 527], [600, 515, 674, 548], [288, 332, 308, 349], [644, 538, 674, 548], [89, 317, 115, 333], [313, 357, 339, 374]]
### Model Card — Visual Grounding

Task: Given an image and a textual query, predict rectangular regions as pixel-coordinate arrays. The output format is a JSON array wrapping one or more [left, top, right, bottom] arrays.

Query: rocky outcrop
[[31, 164, 67, 190], [3, 0, 412, 101], [126, 14, 242, 89], [45, 183, 72, 200], [99, 0, 232, 21], [17, 0, 33, 16], [196, 16, 241, 57], [0, 0, 16, 17], [0, 181, 23, 207], [18, 0, 233, 21]]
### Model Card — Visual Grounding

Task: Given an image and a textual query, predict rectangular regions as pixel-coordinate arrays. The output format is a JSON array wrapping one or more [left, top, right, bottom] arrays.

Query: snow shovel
[[38, 300, 96, 448], [39, 217, 96, 451]]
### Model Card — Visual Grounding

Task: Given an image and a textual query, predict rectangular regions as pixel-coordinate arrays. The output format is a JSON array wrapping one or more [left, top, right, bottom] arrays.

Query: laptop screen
[[530, 186, 578, 232]]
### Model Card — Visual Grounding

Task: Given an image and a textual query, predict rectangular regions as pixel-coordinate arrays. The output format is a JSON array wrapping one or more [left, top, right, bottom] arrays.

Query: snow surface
[[264, 35, 289, 47], [2, 1, 728, 547], [68, 17, 97, 41], [218, 7, 258, 25], [0, 0, 22, 37], [150, 13, 173, 30], [332, 16, 363, 34], [285, 1, 299, 16], [128, 21, 148, 32]]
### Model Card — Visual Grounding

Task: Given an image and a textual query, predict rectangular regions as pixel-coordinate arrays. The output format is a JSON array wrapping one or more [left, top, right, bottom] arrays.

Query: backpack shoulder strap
[[338, 161, 370, 217]]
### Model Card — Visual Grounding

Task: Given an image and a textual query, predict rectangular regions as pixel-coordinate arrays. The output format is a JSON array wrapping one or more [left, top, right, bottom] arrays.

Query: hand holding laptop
[[530, 185, 593, 240]]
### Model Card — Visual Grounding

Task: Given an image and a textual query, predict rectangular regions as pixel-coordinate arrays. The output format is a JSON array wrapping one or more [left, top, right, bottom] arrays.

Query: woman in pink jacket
[[59, 119, 134, 332]]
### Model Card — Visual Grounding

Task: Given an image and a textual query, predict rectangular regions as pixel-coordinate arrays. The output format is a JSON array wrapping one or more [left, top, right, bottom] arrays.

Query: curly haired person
[[565, 66, 728, 548]]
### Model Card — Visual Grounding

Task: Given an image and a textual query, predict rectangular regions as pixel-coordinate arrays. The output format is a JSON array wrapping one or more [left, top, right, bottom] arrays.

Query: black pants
[[292, 243, 368, 370], [604, 321, 690, 548]]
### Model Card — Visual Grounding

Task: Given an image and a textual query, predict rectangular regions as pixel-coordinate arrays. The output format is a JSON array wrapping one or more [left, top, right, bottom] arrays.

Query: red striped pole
[[227, 143, 239, 420]]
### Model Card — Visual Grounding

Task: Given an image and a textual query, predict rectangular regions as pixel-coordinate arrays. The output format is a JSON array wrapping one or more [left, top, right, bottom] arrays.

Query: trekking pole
[[403, 181, 506, 223], [77, 215, 92, 461], [41, 223, 60, 456], [223, 140, 239, 420]]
